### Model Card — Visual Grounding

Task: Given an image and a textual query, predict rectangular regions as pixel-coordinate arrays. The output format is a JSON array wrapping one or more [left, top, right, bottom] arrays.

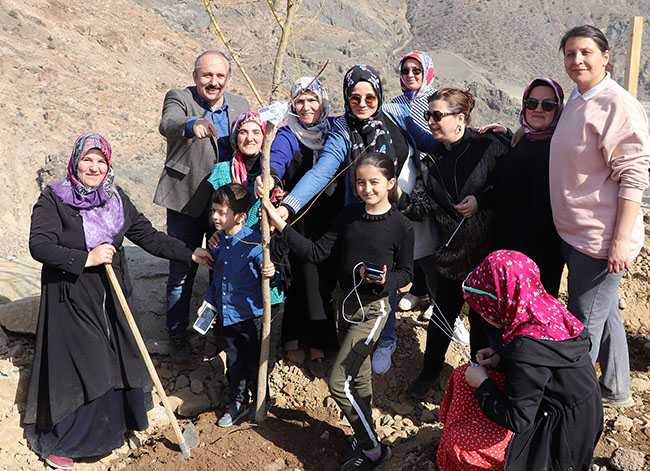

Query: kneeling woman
[[25, 133, 211, 469], [464, 250, 603, 471]]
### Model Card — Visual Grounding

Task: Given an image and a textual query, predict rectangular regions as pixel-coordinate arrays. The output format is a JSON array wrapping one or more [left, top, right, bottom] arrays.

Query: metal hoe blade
[[179, 422, 200, 460]]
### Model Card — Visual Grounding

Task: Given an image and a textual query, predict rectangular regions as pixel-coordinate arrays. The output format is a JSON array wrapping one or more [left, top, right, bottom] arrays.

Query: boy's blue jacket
[[204, 225, 279, 326]]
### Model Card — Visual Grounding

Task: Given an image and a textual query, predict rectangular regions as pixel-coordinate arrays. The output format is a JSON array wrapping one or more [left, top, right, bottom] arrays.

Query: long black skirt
[[26, 388, 150, 459]]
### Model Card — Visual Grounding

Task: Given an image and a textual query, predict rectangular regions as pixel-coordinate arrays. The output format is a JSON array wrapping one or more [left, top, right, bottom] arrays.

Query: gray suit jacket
[[153, 87, 250, 217]]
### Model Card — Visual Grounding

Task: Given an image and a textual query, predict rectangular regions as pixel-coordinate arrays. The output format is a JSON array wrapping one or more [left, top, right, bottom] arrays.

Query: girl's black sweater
[[282, 203, 414, 295]]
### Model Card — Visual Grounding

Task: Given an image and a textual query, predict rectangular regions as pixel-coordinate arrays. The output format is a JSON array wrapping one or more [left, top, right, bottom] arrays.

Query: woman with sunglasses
[[488, 78, 565, 297], [389, 51, 441, 322], [549, 25, 650, 408], [277, 65, 438, 375], [402, 88, 510, 399]]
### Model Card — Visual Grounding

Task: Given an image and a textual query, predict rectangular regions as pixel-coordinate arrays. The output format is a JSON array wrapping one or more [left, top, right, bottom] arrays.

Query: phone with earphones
[[193, 302, 217, 335], [363, 262, 385, 281]]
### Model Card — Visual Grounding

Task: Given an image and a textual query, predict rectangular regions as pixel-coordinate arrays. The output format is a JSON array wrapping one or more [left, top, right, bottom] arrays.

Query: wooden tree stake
[[624, 16, 644, 97]]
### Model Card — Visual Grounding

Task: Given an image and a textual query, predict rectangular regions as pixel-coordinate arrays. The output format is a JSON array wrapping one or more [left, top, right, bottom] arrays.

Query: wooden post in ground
[[624, 16, 644, 97]]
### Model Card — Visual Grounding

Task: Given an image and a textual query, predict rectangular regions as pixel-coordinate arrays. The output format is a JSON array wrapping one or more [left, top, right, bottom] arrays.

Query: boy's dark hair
[[212, 183, 251, 215]]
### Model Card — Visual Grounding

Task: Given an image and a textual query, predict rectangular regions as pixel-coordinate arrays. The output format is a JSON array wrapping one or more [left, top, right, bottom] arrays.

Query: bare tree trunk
[[255, 0, 302, 423]]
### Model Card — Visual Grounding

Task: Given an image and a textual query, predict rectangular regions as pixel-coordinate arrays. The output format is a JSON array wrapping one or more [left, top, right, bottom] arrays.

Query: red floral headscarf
[[462, 250, 583, 343]]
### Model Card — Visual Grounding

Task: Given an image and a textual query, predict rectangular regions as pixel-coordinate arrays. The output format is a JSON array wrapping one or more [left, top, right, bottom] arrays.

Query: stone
[[175, 375, 189, 391], [190, 378, 204, 395], [145, 338, 169, 355], [172, 387, 212, 417], [630, 377, 650, 392], [609, 447, 645, 471], [264, 458, 286, 471], [320, 430, 329, 440], [0, 326, 8, 348], [391, 401, 414, 416], [420, 409, 435, 423], [0, 296, 39, 334], [613, 415, 634, 432], [282, 382, 295, 395]]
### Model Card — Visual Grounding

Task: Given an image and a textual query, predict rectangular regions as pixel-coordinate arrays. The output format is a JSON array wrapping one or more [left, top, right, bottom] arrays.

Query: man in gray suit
[[154, 50, 250, 362]]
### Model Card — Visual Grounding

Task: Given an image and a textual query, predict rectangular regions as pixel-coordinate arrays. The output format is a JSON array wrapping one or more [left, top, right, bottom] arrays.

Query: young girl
[[463, 250, 603, 471], [264, 152, 414, 471]]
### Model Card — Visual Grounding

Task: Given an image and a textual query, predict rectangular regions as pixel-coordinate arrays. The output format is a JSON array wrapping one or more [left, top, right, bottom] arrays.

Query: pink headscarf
[[398, 50, 435, 100], [462, 250, 583, 343], [519, 78, 564, 142]]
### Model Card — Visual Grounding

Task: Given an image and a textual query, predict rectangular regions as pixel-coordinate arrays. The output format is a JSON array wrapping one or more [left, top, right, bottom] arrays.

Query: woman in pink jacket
[[550, 25, 650, 407]]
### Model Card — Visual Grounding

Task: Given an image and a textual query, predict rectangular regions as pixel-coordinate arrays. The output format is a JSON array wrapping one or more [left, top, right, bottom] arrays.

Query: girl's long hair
[[355, 152, 398, 204]]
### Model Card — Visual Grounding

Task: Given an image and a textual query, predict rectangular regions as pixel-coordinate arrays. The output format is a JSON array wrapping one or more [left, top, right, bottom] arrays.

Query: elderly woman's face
[[236, 121, 264, 156], [78, 149, 108, 188], [349, 81, 378, 120], [294, 91, 322, 126]]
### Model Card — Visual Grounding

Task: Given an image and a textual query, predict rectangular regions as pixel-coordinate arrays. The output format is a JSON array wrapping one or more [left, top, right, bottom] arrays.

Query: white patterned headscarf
[[286, 77, 331, 151]]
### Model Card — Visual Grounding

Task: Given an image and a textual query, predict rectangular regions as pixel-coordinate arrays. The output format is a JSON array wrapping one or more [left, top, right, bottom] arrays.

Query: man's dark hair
[[212, 183, 251, 215]]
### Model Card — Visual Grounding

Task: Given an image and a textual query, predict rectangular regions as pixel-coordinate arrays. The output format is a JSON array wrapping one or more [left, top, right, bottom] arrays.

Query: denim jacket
[[282, 103, 438, 214]]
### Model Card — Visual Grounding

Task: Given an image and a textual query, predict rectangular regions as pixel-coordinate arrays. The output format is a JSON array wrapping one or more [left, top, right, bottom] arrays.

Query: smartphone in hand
[[193, 302, 217, 335], [363, 262, 385, 281]]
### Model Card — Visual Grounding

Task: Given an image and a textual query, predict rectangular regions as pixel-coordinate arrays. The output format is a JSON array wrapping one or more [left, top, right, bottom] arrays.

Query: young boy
[[199, 183, 276, 427]]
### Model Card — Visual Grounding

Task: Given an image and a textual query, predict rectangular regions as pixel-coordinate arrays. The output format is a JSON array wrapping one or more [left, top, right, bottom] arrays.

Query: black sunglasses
[[424, 110, 459, 122], [524, 98, 558, 112], [401, 67, 422, 76]]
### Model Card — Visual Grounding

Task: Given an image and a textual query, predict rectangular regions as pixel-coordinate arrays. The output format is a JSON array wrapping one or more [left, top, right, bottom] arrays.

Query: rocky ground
[[1, 223, 649, 471]]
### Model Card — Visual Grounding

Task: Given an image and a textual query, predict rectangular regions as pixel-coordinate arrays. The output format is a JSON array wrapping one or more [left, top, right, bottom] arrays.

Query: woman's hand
[[608, 238, 631, 274], [510, 126, 525, 147], [260, 262, 276, 278], [254, 175, 264, 199], [478, 123, 507, 135], [465, 363, 488, 388], [86, 244, 116, 267], [208, 231, 221, 250], [262, 200, 288, 232], [192, 248, 214, 269], [453, 195, 478, 217], [476, 347, 500, 368], [360, 264, 387, 285]]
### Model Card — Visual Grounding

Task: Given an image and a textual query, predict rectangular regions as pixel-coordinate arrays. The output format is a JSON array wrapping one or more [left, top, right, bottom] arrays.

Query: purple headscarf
[[519, 78, 564, 142], [49, 133, 124, 251]]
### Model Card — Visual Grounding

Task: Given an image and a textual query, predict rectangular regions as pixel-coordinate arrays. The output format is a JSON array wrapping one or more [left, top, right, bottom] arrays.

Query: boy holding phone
[[198, 183, 276, 427]]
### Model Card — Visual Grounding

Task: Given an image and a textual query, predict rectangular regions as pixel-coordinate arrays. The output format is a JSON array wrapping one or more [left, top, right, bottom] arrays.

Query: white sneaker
[[421, 304, 433, 321], [372, 341, 396, 374], [452, 318, 470, 346], [398, 293, 428, 311]]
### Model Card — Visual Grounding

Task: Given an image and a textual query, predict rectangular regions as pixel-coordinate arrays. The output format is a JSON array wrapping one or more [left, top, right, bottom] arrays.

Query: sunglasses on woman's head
[[400, 67, 422, 76], [524, 98, 558, 112], [424, 110, 459, 122], [349, 94, 378, 106]]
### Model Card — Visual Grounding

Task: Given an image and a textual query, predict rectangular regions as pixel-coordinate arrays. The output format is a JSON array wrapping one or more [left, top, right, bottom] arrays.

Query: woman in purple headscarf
[[24, 133, 212, 470], [488, 78, 566, 297]]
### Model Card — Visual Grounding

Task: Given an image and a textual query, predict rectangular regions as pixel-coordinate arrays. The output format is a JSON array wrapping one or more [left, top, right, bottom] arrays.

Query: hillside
[[405, 0, 650, 101]]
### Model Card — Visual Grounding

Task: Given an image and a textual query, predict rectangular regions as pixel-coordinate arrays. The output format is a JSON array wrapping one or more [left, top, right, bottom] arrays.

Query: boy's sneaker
[[344, 436, 360, 461], [341, 443, 392, 471], [45, 455, 74, 470], [217, 401, 248, 427], [452, 317, 470, 346], [371, 341, 396, 375], [398, 293, 427, 311]]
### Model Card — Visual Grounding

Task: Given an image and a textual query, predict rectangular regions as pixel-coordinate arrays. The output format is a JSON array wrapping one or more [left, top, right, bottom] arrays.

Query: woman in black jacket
[[25, 133, 211, 470], [402, 88, 510, 398], [464, 250, 603, 471]]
